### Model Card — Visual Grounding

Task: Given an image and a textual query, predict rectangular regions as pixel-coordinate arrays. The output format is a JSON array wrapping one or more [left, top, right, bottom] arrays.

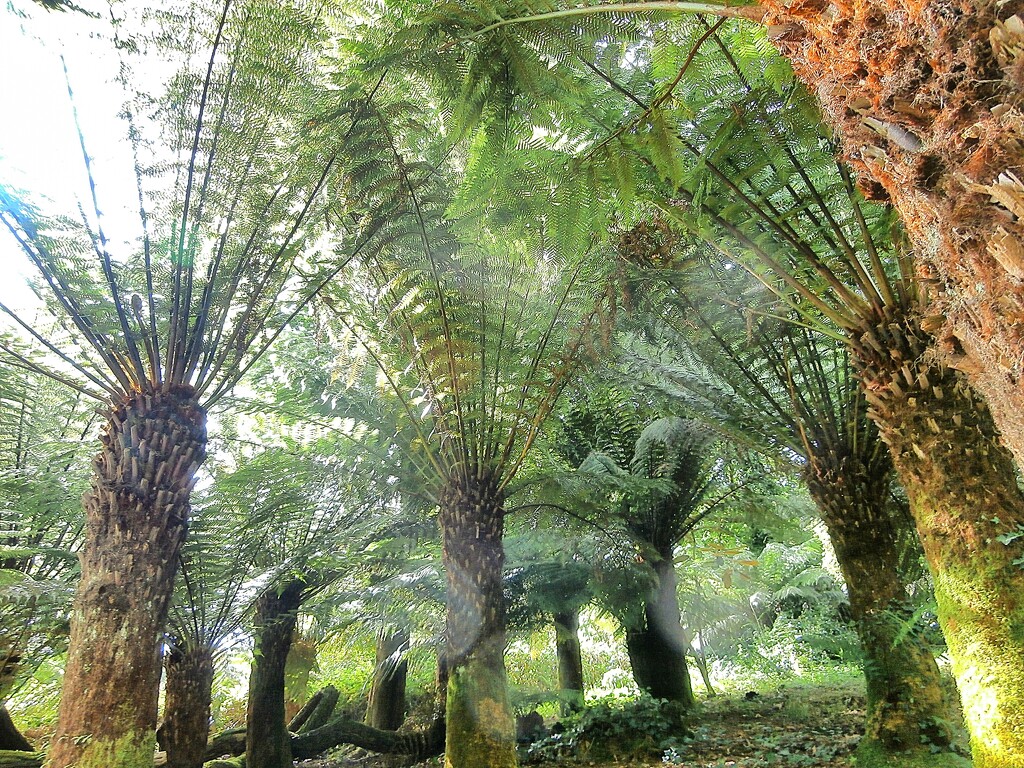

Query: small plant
[[525, 693, 689, 763]]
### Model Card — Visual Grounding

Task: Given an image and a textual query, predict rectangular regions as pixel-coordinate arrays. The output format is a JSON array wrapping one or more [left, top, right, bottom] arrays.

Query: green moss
[[854, 741, 972, 768], [930, 556, 1024, 768], [64, 731, 156, 768], [445, 659, 517, 768]]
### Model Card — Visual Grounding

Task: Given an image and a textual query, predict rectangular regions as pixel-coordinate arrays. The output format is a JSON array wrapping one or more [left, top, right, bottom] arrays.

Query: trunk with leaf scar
[[49, 385, 205, 768], [438, 477, 516, 768], [762, 1, 1024, 470], [161, 642, 215, 768], [806, 456, 951, 755], [853, 314, 1024, 768]]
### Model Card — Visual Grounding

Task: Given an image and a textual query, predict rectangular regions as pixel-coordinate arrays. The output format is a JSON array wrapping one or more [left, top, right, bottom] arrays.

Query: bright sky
[[0, 0, 140, 312]]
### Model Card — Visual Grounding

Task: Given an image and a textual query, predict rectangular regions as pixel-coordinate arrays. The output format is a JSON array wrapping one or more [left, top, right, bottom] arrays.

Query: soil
[[294, 682, 872, 768]]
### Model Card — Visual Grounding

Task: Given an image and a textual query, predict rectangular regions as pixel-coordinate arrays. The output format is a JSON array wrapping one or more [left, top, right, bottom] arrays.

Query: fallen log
[[295, 686, 339, 733], [204, 715, 444, 764], [0, 750, 43, 768]]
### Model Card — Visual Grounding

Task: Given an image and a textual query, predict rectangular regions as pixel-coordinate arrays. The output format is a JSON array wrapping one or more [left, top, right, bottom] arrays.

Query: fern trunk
[[438, 477, 516, 768], [0, 708, 31, 753], [366, 626, 409, 731], [553, 610, 584, 713], [49, 386, 205, 768], [851, 314, 1024, 768], [806, 457, 951, 755], [246, 579, 306, 768], [762, 0, 1024, 470], [626, 553, 695, 707], [162, 643, 215, 768]]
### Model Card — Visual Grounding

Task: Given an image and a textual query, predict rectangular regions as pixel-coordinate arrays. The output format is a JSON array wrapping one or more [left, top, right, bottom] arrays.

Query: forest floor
[[299, 680, 935, 768]]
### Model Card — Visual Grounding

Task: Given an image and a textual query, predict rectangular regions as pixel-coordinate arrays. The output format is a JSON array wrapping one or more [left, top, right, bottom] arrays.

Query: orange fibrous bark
[[762, 0, 1024, 465]]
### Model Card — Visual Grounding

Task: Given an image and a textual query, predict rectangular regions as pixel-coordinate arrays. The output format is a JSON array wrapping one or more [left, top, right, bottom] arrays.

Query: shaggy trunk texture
[[806, 456, 951, 754], [49, 385, 205, 768], [553, 610, 585, 713], [366, 626, 409, 731], [438, 476, 516, 768], [246, 579, 306, 768], [761, 2, 1024, 468], [161, 643, 215, 768], [850, 310, 1024, 767]]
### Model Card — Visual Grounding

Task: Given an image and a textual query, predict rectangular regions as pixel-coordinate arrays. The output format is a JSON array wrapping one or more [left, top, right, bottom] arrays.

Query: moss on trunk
[[807, 457, 951, 753], [246, 579, 306, 768], [162, 642, 215, 768], [48, 385, 205, 768], [438, 477, 517, 768], [851, 313, 1024, 768]]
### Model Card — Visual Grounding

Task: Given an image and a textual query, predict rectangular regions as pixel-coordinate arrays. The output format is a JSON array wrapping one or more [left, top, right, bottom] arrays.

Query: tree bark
[[0, 708, 31, 753], [850, 312, 1024, 767], [246, 579, 306, 768], [552, 610, 584, 713], [365, 626, 409, 731], [289, 685, 339, 733], [438, 477, 516, 768], [626, 553, 695, 707], [761, 2, 1024, 469], [161, 642, 215, 768], [49, 385, 205, 768], [806, 455, 951, 754]]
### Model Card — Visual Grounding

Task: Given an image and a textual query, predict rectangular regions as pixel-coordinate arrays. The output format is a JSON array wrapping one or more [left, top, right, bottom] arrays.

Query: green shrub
[[525, 694, 689, 764]]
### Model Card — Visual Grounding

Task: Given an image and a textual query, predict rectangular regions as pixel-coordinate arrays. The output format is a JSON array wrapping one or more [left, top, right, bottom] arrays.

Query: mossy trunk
[[806, 456, 951, 753], [365, 626, 409, 731], [852, 314, 1024, 767], [626, 554, 695, 707], [49, 385, 205, 768], [438, 477, 516, 768], [246, 579, 306, 768], [552, 610, 584, 713], [162, 642, 215, 768], [290, 685, 339, 733], [761, 2, 1024, 469]]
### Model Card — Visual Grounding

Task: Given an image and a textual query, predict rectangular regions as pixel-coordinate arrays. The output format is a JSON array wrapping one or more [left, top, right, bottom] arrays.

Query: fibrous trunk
[[851, 313, 1024, 767], [246, 579, 306, 768], [49, 385, 205, 768], [806, 456, 951, 753], [626, 553, 695, 707], [761, 2, 1024, 469], [552, 610, 584, 713], [438, 477, 516, 768], [365, 626, 409, 731], [161, 642, 215, 768]]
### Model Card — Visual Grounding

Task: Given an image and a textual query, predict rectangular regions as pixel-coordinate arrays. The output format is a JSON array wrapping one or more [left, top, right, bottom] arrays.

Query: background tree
[[0, 1, 365, 762], [616, 258, 955, 758]]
